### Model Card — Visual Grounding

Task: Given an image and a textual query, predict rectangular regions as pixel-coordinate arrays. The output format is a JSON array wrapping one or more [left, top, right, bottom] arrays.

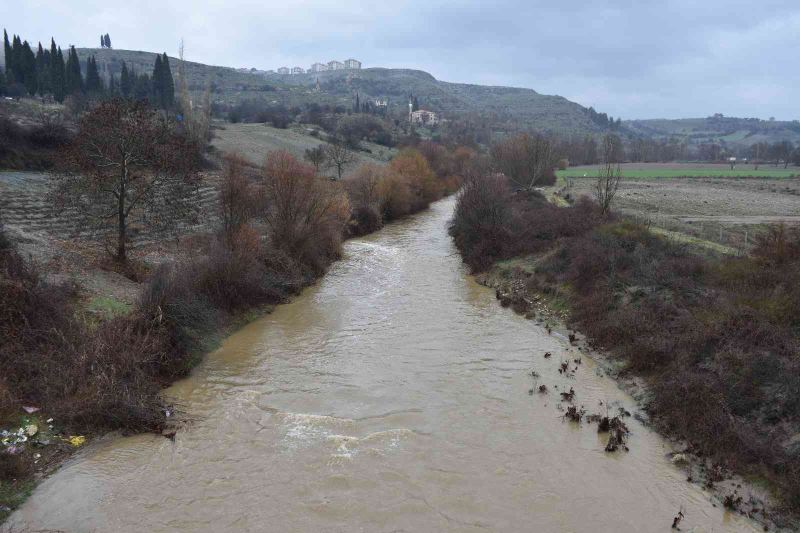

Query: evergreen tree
[[100, 34, 105, 48], [35, 42, 52, 95], [0, 67, 6, 96], [105, 34, 111, 48], [20, 40, 37, 95], [85, 55, 103, 94], [151, 53, 163, 104], [3, 30, 11, 78], [120, 60, 131, 97], [64, 45, 83, 95], [50, 41, 66, 103]]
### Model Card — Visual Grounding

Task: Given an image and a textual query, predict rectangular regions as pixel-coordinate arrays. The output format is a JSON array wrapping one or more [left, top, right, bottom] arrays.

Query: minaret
[[408, 100, 413, 123]]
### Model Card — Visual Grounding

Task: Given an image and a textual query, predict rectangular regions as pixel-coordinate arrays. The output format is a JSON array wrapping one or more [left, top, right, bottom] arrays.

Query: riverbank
[[477, 260, 791, 530], [449, 179, 800, 530]]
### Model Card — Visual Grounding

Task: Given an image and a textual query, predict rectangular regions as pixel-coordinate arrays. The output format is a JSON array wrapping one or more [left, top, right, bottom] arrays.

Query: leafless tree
[[304, 144, 328, 174], [595, 134, 623, 215], [490, 133, 555, 190], [324, 137, 356, 180], [219, 153, 258, 248], [53, 99, 202, 262], [176, 39, 211, 144]]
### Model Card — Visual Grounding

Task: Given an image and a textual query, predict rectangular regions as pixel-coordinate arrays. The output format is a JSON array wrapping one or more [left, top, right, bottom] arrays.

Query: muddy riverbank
[[6, 198, 765, 532]]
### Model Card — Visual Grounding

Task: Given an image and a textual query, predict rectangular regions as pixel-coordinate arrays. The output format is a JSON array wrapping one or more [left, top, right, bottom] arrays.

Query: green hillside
[[625, 115, 800, 147], [75, 48, 606, 135]]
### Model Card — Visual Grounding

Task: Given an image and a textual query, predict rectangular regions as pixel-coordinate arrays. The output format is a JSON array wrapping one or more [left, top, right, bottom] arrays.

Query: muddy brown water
[[7, 198, 760, 532]]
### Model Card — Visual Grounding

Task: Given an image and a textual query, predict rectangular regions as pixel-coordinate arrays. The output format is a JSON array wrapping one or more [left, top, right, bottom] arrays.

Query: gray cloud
[[8, 0, 799, 119]]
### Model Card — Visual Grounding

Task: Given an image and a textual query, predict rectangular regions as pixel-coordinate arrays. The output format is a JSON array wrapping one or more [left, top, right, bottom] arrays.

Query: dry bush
[[490, 133, 556, 189], [261, 150, 350, 275], [219, 153, 259, 247], [346, 163, 386, 235], [389, 149, 443, 212]]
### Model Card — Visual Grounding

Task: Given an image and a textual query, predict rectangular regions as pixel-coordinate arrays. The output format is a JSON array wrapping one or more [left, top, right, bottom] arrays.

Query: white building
[[277, 67, 290, 75], [310, 62, 328, 73], [344, 58, 362, 70], [291, 67, 305, 75], [327, 60, 345, 71], [410, 109, 439, 127]]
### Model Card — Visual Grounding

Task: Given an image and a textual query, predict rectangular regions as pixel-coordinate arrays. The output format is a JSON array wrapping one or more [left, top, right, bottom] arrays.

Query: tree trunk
[[117, 168, 127, 262]]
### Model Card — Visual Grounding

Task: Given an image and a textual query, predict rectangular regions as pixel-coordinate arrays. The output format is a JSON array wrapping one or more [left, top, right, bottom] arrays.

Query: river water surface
[[8, 198, 760, 532]]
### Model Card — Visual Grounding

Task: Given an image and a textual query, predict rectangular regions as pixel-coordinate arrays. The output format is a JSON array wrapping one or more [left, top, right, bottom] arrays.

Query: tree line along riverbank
[[449, 174, 800, 526]]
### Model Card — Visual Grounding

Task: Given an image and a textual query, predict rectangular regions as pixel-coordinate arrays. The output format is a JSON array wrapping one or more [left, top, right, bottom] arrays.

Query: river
[[6, 197, 760, 532]]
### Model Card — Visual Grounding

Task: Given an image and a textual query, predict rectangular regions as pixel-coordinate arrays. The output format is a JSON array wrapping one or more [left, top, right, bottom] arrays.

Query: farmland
[[553, 164, 800, 253], [558, 162, 799, 179]]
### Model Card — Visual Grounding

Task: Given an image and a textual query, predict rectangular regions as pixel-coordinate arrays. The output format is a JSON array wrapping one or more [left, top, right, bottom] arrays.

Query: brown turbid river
[[6, 197, 760, 532]]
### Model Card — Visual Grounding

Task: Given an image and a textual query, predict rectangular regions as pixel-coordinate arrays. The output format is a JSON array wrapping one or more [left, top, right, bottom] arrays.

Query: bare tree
[[595, 134, 623, 215], [304, 144, 328, 174], [490, 133, 555, 190], [219, 153, 258, 248], [324, 137, 356, 180], [176, 39, 211, 144], [54, 99, 201, 262]]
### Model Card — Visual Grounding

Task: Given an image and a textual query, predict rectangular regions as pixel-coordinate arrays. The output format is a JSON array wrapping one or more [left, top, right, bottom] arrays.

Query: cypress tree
[[100, 34, 105, 48], [3, 30, 11, 78], [160, 53, 174, 108], [105, 34, 111, 49], [20, 40, 37, 95], [120, 60, 131, 97], [64, 45, 83, 95], [151, 53, 163, 105], [0, 68, 6, 96], [50, 41, 66, 103], [85, 55, 102, 94], [36, 42, 51, 95]]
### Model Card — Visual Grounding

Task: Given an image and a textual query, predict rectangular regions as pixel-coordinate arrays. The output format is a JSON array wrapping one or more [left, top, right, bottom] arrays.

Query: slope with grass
[[210, 122, 396, 170]]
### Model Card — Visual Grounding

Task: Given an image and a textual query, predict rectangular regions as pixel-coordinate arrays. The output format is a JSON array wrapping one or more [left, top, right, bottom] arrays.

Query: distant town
[[277, 59, 362, 76]]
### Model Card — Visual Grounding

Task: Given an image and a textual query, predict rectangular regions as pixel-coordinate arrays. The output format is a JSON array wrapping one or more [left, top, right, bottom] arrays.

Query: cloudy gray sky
[[9, 0, 800, 120]]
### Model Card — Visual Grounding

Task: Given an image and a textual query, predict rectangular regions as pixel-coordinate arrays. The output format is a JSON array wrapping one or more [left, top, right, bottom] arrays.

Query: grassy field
[[558, 162, 799, 179], [211, 122, 396, 172]]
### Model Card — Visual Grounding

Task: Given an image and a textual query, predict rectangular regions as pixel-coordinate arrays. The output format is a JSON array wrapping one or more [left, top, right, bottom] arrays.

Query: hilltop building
[[344, 59, 362, 69], [310, 62, 327, 73], [327, 60, 345, 71], [277, 67, 290, 75], [291, 66, 305, 75]]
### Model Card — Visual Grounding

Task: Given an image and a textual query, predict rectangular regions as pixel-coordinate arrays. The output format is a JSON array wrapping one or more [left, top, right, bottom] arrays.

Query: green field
[[558, 163, 799, 179]]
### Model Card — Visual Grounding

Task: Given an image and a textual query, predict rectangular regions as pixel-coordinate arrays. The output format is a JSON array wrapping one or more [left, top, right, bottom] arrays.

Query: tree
[[85, 55, 103, 94], [151, 53, 174, 109], [3, 31, 11, 76], [64, 45, 83, 95], [50, 40, 65, 103], [104, 34, 111, 49], [100, 34, 105, 48], [0, 67, 6, 96], [304, 145, 327, 173], [324, 137, 356, 180], [260, 150, 350, 271], [218, 153, 257, 247], [120, 61, 132, 97], [54, 99, 202, 262], [595, 134, 623, 215], [175, 40, 211, 144], [490, 133, 555, 190], [771, 141, 793, 169]]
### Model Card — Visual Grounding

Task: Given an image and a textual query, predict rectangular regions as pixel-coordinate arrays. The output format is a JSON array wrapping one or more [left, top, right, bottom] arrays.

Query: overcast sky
[[8, 0, 800, 120]]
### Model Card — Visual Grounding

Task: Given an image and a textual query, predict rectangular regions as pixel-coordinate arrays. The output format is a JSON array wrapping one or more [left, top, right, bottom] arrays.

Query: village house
[[291, 67, 305, 75], [410, 109, 439, 126], [277, 67, 290, 75], [327, 60, 345, 71], [310, 62, 327, 73], [344, 59, 362, 70]]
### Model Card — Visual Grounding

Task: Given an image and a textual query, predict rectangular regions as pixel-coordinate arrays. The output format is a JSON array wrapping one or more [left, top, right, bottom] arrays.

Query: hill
[[624, 115, 800, 148], [74, 48, 608, 136]]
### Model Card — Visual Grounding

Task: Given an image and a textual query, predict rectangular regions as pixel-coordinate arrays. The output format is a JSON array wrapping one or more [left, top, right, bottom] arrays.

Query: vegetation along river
[[7, 198, 760, 532]]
